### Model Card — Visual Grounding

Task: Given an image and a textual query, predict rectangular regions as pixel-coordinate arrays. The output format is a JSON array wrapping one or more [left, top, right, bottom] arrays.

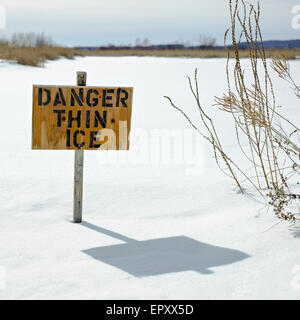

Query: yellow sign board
[[32, 85, 133, 150]]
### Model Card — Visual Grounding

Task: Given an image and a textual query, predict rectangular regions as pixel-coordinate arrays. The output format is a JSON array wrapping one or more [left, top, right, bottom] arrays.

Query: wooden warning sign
[[32, 85, 133, 150]]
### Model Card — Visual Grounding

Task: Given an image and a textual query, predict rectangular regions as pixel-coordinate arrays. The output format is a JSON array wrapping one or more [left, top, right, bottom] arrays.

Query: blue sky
[[0, 0, 299, 46]]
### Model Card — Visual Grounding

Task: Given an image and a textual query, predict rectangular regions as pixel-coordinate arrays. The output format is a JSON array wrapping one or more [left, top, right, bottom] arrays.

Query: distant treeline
[[233, 39, 300, 49], [75, 44, 219, 51], [75, 39, 300, 51]]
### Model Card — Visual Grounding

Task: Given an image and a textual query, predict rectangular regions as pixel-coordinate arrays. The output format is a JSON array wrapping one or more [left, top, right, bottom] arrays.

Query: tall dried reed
[[165, 0, 300, 222]]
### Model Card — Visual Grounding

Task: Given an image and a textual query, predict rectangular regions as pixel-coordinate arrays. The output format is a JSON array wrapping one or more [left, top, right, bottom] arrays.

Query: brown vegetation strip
[[0, 45, 299, 67]]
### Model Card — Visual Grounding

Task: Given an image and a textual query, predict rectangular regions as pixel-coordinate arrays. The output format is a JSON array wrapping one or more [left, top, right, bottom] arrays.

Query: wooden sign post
[[74, 72, 86, 223], [32, 73, 133, 223]]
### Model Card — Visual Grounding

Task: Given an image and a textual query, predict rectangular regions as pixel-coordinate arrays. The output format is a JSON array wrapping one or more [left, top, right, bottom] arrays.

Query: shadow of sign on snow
[[290, 228, 300, 239], [81, 222, 250, 277]]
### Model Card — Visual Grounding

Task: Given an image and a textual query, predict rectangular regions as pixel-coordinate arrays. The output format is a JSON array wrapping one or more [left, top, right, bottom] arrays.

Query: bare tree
[[198, 35, 216, 47]]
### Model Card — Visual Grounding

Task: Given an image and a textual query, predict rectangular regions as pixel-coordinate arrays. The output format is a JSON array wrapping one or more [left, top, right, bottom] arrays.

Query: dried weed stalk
[[165, 0, 300, 222]]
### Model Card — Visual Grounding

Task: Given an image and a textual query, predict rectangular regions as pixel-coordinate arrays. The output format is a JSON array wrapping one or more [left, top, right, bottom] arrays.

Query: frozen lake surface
[[0, 56, 299, 299]]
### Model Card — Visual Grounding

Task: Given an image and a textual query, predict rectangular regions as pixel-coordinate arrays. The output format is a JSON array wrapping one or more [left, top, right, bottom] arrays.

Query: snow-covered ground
[[0, 56, 299, 300]]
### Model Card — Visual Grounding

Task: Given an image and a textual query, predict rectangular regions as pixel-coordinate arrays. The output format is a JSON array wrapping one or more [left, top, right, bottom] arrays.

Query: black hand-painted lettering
[[66, 129, 71, 147], [87, 89, 99, 107], [94, 110, 107, 128], [102, 89, 114, 107], [89, 131, 101, 148], [68, 110, 81, 128], [86, 110, 91, 129], [73, 130, 85, 148], [38, 88, 51, 106], [53, 109, 65, 127], [70, 88, 84, 106], [53, 88, 66, 106], [120, 89, 129, 108]]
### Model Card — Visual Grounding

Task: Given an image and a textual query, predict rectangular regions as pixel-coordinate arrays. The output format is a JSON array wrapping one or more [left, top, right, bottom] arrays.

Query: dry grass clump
[[0, 43, 85, 67], [0, 33, 86, 67], [165, 0, 300, 222], [271, 55, 300, 98], [85, 48, 300, 60], [0, 33, 87, 67]]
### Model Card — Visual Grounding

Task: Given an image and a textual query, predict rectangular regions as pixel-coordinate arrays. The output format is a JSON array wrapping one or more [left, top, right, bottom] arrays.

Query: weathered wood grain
[[32, 85, 133, 150]]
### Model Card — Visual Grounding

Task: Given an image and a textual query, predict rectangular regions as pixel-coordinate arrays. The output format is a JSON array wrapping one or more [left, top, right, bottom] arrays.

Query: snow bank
[[0, 57, 299, 299]]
